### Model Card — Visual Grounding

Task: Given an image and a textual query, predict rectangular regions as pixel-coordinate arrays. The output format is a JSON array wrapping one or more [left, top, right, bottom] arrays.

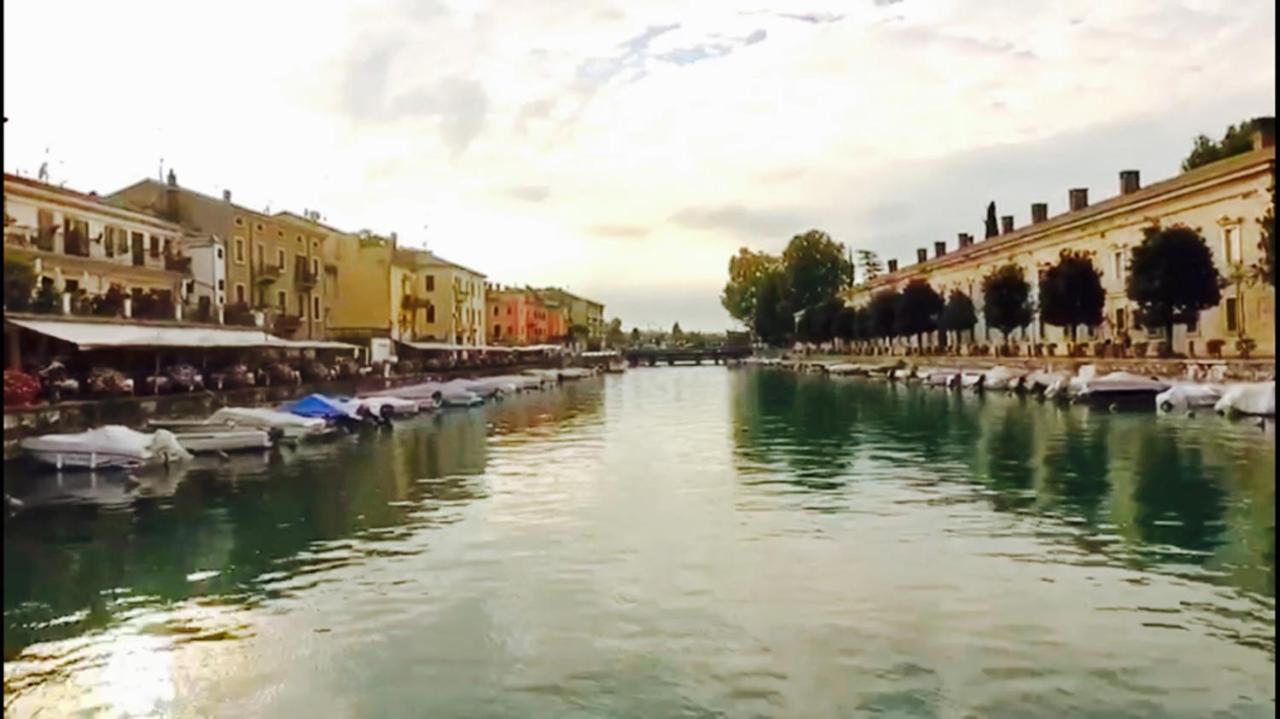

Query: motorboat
[[170, 428, 274, 454], [825, 363, 867, 376], [1027, 370, 1071, 396], [1072, 371, 1169, 406], [982, 366, 1029, 392], [20, 426, 192, 471], [1214, 382, 1276, 417], [1156, 383, 1225, 413], [345, 395, 422, 417], [958, 371, 985, 391], [206, 407, 333, 440], [285, 394, 363, 421], [924, 369, 960, 387]]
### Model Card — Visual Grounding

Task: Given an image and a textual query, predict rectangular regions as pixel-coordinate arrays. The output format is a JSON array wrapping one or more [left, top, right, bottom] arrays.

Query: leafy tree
[[982, 264, 1034, 344], [894, 279, 944, 346], [1182, 120, 1259, 171], [853, 306, 874, 343], [630, 327, 641, 345], [4, 255, 36, 311], [834, 306, 858, 342], [752, 270, 793, 346], [721, 248, 780, 325], [671, 322, 684, 344], [855, 250, 883, 283], [868, 289, 900, 340], [782, 230, 853, 311], [605, 318, 625, 347], [798, 299, 843, 344], [939, 289, 977, 343], [1257, 182, 1275, 286], [984, 201, 998, 239], [1038, 250, 1105, 342], [1126, 223, 1222, 342]]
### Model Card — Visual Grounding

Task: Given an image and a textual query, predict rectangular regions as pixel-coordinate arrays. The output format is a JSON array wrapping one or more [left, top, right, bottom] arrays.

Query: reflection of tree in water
[[968, 399, 1036, 511], [1038, 413, 1111, 523], [1128, 431, 1227, 553]]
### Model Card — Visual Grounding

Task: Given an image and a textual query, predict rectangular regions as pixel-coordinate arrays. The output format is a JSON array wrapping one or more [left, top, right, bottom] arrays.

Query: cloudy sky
[[4, 0, 1274, 330]]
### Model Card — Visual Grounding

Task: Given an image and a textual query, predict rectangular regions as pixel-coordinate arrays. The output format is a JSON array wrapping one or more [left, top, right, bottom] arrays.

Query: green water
[[3, 367, 1275, 717]]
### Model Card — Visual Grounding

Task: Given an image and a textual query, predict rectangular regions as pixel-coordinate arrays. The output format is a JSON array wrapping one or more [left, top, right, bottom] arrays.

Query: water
[[4, 367, 1275, 717]]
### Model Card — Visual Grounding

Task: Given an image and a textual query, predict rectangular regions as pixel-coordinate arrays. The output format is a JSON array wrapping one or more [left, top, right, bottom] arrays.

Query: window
[[277, 290, 287, 310], [235, 284, 246, 303], [427, 305, 436, 322], [298, 293, 306, 317], [1112, 250, 1124, 280], [150, 235, 160, 257], [235, 216, 244, 227], [183, 279, 195, 296], [255, 223, 264, 232], [1186, 312, 1199, 335], [118, 232, 129, 256], [1225, 297, 1239, 332], [277, 229, 284, 238], [276, 248, 285, 268], [311, 257, 319, 275], [313, 296, 321, 320], [234, 238, 245, 263], [1115, 307, 1126, 330], [104, 227, 116, 258], [426, 275, 435, 291], [493, 305, 499, 316], [1223, 226, 1242, 264], [218, 279, 225, 291], [507, 306, 513, 316], [296, 235, 303, 245], [216, 246, 224, 260], [256, 244, 265, 267]]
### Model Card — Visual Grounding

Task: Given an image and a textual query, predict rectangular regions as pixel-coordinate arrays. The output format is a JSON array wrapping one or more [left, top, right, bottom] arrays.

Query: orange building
[[486, 285, 567, 346]]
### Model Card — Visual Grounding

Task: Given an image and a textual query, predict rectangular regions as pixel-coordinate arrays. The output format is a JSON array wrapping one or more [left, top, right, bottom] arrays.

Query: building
[[106, 175, 332, 339], [323, 229, 404, 351], [841, 121, 1276, 358], [4, 173, 191, 320], [486, 285, 565, 346], [181, 231, 227, 322], [535, 288, 605, 342], [421, 252, 487, 346]]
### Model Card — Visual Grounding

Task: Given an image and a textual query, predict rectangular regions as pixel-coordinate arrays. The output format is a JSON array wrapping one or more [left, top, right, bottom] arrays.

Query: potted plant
[[1236, 337, 1256, 358], [1133, 341, 1149, 357], [1207, 339, 1225, 358]]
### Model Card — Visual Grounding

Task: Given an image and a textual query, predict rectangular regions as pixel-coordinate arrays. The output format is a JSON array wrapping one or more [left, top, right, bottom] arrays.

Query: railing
[[274, 314, 302, 335], [295, 266, 319, 288], [255, 263, 283, 284], [402, 293, 431, 310], [165, 255, 192, 273]]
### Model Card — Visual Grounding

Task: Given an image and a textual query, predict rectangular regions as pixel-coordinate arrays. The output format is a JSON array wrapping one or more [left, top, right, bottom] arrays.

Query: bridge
[[622, 345, 753, 367]]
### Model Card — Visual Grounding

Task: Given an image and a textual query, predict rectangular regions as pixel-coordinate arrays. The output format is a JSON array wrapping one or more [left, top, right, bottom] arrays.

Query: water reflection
[[730, 369, 1275, 599]]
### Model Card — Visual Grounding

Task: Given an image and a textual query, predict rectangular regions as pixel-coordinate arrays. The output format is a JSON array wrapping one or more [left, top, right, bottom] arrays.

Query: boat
[[924, 369, 960, 387], [825, 363, 867, 376], [605, 359, 627, 373], [285, 394, 364, 421], [1072, 371, 1169, 406], [1026, 370, 1071, 396], [206, 407, 333, 440], [170, 428, 274, 454], [982, 366, 1029, 392], [20, 426, 193, 470], [1213, 381, 1276, 417], [958, 371, 984, 391], [1156, 383, 1225, 413], [344, 395, 422, 417]]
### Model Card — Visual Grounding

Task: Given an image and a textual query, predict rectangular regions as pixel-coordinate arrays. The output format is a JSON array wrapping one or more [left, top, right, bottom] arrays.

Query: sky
[[4, 0, 1275, 331]]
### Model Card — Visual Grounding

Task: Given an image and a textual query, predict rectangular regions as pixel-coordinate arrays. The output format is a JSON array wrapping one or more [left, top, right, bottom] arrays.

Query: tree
[[605, 318, 625, 348], [834, 306, 858, 342], [1126, 223, 1222, 344], [721, 248, 780, 325], [1257, 182, 1275, 286], [630, 327, 641, 345], [982, 264, 1034, 344], [893, 279, 944, 346], [868, 289, 900, 341], [1182, 120, 1259, 171], [939, 290, 977, 344], [853, 306, 874, 343], [671, 322, 684, 344], [984, 201, 998, 239], [753, 270, 793, 346], [782, 230, 853, 311], [4, 255, 36, 311], [1038, 250, 1105, 342], [798, 299, 843, 344], [855, 250, 883, 283]]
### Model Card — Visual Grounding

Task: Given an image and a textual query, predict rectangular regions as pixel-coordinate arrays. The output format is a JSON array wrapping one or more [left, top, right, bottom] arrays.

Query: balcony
[[274, 314, 302, 335], [402, 293, 432, 311], [165, 254, 192, 273], [294, 267, 319, 289], [255, 263, 283, 284]]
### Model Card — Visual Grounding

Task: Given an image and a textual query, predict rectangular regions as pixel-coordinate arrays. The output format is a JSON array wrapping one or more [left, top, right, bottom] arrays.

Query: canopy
[[7, 317, 360, 352], [514, 344, 563, 352], [399, 340, 464, 352], [284, 394, 359, 420]]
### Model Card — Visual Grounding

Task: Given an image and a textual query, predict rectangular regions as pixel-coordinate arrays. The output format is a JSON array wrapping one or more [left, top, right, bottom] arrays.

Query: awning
[[580, 350, 620, 358], [514, 344, 563, 352], [399, 340, 464, 352], [7, 317, 360, 351]]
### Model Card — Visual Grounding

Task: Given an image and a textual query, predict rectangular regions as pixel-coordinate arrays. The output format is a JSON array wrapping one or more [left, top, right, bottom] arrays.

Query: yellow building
[[107, 175, 332, 339], [536, 288, 605, 342], [325, 230, 404, 345], [842, 124, 1276, 358]]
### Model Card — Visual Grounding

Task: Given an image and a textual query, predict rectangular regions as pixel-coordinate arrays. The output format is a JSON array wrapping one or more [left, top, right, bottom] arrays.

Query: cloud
[[670, 204, 808, 240], [588, 224, 650, 238], [777, 12, 845, 25], [575, 23, 680, 90], [504, 185, 551, 202], [390, 78, 490, 156]]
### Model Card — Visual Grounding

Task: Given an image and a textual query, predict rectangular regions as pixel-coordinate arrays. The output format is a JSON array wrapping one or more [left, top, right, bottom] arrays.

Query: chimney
[[166, 169, 177, 187], [1068, 188, 1088, 212], [1251, 117, 1275, 150], [887, 259, 899, 273], [957, 232, 971, 248], [934, 241, 946, 258], [164, 172, 180, 222], [916, 248, 928, 264], [1001, 216, 1014, 234], [223, 189, 232, 202], [1031, 203, 1048, 224], [1119, 170, 1140, 195]]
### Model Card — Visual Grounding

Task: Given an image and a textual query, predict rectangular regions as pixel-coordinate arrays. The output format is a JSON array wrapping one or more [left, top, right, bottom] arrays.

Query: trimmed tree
[[984, 202, 998, 239], [982, 264, 1034, 345], [868, 289, 900, 344], [855, 250, 883, 283], [834, 305, 858, 345], [753, 269, 793, 346], [939, 289, 977, 346], [1126, 223, 1222, 346], [1038, 250, 1105, 343], [894, 279, 945, 347]]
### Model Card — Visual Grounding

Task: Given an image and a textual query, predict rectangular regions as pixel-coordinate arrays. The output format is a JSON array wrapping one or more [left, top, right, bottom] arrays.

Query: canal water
[[3, 367, 1274, 717]]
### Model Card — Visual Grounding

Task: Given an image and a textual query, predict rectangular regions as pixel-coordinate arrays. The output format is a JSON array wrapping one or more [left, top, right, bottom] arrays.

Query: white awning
[[399, 340, 463, 352], [579, 350, 620, 358], [7, 317, 360, 351], [515, 344, 563, 352]]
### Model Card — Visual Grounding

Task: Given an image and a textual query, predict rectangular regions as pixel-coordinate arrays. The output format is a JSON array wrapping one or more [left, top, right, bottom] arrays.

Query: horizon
[[4, 0, 1275, 332]]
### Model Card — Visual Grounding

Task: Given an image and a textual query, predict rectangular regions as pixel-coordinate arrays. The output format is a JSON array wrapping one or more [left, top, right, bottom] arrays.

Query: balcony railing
[[402, 293, 431, 310], [295, 266, 319, 288], [255, 263, 284, 284], [165, 255, 192, 273], [274, 314, 303, 335]]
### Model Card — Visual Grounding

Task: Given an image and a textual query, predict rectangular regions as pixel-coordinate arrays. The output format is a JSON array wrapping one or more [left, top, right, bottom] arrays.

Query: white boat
[[347, 395, 422, 417], [1027, 370, 1071, 395], [983, 366, 1028, 391], [205, 407, 333, 440], [1214, 382, 1276, 417], [1073, 371, 1169, 405], [172, 428, 274, 453], [1156, 384, 1225, 413], [924, 369, 960, 387], [21, 426, 192, 470], [959, 371, 985, 390], [826, 363, 866, 376]]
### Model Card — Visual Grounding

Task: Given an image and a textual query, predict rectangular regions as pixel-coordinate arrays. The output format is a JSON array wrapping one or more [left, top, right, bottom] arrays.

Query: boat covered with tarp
[[1072, 371, 1169, 405], [20, 425, 193, 470], [1156, 384, 1225, 412], [1214, 381, 1276, 417]]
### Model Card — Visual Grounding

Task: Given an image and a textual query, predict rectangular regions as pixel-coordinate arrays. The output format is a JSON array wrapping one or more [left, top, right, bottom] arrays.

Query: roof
[[273, 210, 350, 236], [105, 178, 271, 221], [536, 287, 603, 308], [854, 145, 1277, 293], [5, 174, 186, 233], [421, 251, 486, 278], [6, 316, 359, 351]]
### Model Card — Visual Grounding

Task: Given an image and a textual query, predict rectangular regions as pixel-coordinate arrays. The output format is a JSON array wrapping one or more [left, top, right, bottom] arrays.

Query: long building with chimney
[[841, 119, 1276, 358]]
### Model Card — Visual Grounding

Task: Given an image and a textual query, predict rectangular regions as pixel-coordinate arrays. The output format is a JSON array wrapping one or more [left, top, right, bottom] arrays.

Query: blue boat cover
[[284, 394, 352, 420]]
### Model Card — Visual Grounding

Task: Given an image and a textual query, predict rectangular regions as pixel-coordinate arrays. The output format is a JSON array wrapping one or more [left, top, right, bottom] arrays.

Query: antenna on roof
[[159, 157, 164, 181]]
